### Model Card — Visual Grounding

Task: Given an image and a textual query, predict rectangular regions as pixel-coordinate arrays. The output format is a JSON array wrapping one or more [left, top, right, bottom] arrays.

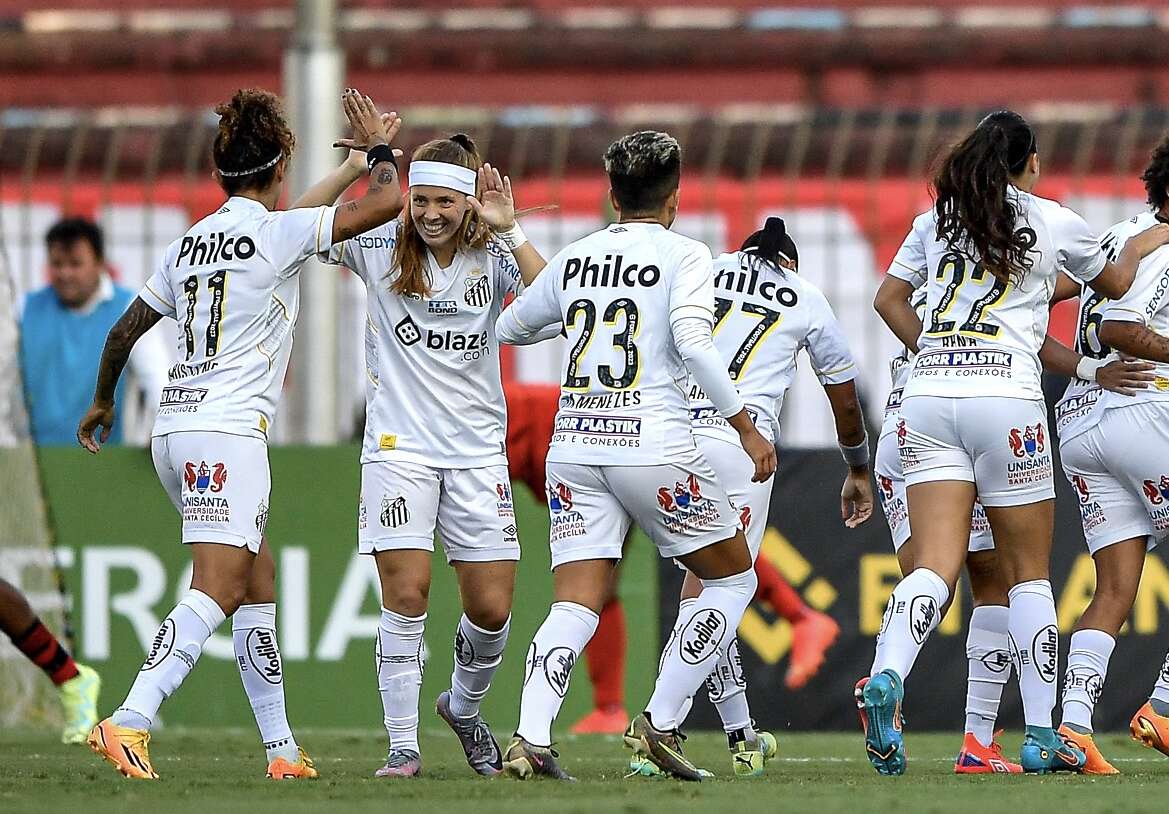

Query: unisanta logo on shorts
[[142, 618, 176, 670], [246, 628, 282, 684], [1034, 625, 1058, 683], [1008, 423, 1045, 458], [739, 505, 751, 531], [496, 482, 514, 517], [1071, 475, 1091, 504], [657, 474, 704, 512], [679, 609, 727, 664], [543, 646, 575, 697], [908, 595, 936, 644], [548, 483, 574, 513], [183, 461, 227, 494], [878, 475, 894, 501], [896, 419, 907, 448], [1143, 476, 1169, 505]]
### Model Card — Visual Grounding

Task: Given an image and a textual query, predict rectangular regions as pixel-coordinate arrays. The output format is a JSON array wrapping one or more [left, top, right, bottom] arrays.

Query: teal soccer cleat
[[861, 669, 906, 776], [1019, 726, 1085, 774]]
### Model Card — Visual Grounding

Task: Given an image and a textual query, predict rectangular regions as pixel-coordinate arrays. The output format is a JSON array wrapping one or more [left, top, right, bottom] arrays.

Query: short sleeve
[[887, 212, 931, 287], [801, 283, 857, 385], [1053, 206, 1107, 284], [261, 205, 339, 278], [1102, 247, 1169, 325], [138, 242, 179, 318], [668, 239, 715, 325], [318, 219, 399, 283]]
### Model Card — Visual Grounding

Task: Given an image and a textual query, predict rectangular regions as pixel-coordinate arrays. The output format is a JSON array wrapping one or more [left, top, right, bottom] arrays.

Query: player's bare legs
[[372, 549, 431, 776], [230, 541, 314, 777], [437, 560, 517, 775], [1056, 536, 1145, 773]]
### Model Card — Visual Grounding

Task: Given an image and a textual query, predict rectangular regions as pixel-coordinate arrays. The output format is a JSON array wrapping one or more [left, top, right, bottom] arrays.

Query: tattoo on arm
[[93, 298, 163, 405], [1106, 322, 1169, 364], [376, 165, 397, 186]]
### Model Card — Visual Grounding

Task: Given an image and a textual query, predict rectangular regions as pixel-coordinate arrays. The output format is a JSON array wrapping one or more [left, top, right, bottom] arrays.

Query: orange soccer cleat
[[1057, 725, 1118, 775], [570, 705, 629, 735], [786, 611, 840, 690], [1131, 701, 1169, 758], [87, 718, 159, 779], [954, 731, 1022, 774], [267, 747, 319, 779]]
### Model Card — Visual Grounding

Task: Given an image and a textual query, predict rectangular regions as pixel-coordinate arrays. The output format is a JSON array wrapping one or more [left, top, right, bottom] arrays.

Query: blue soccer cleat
[[1019, 726, 1085, 774], [861, 669, 906, 776]]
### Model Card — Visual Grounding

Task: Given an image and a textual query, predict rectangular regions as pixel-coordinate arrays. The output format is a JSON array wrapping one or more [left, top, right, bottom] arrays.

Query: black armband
[[367, 144, 397, 174]]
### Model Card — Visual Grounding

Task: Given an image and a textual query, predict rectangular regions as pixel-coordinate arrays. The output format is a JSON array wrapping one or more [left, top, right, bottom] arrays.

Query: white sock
[[377, 608, 426, 754], [709, 637, 752, 734], [645, 567, 758, 730], [1007, 579, 1059, 729], [516, 602, 599, 747], [233, 603, 299, 763], [666, 598, 699, 726], [113, 590, 225, 730], [964, 605, 1011, 748], [1151, 651, 1169, 709], [1061, 628, 1115, 733], [872, 568, 949, 682], [449, 614, 510, 719]]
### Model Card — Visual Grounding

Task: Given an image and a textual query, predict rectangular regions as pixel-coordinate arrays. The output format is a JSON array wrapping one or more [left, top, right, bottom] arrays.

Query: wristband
[[840, 432, 870, 468], [494, 222, 528, 252], [1076, 356, 1105, 382], [366, 143, 397, 174]]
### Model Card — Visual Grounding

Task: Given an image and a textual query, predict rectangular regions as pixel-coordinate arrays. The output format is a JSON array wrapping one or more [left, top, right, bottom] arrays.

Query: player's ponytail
[[740, 217, 798, 274], [931, 110, 1036, 284], [392, 135, 490, 298], [212, 89, 295, 196]]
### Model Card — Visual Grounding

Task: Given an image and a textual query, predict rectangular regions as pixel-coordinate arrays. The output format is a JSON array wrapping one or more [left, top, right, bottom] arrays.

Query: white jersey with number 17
[[139, 196, 337, 440], [498, 222, 715, 466], [892, 191, 1107, 401], [688, 251, 856, 447]]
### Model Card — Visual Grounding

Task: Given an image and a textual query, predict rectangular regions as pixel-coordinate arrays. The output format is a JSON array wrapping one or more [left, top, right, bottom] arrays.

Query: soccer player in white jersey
[[296, 135, 549, 779], [872, 272, 1148, 774], [638, 217, 872, 779], [1056, 139, 1169, 771], [859, 110, 1169, 776], [496, 131, 777, 781], [76, 88, 404, 780]]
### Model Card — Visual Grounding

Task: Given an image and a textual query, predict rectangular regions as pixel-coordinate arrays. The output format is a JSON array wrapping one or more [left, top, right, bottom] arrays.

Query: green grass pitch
[[4, 728, 1169, 813]]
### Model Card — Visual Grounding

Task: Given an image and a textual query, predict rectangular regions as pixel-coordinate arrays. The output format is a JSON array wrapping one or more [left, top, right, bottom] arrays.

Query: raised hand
[[466, 163, 516, 232], [333, 90, 402, 152]]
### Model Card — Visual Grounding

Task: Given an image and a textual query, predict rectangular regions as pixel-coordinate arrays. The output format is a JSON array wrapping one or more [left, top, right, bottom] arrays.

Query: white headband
[[408, 160, 477, 196]]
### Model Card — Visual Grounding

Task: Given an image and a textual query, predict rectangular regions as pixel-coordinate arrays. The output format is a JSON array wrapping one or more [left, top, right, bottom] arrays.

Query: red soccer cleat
[[570, 705, 629, 736], [786, 611, 840, 690], [954, 731, 1023, 774]]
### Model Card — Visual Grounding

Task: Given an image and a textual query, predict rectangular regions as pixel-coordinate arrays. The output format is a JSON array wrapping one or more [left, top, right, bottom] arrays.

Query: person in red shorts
[[503, 381, 840, 737]]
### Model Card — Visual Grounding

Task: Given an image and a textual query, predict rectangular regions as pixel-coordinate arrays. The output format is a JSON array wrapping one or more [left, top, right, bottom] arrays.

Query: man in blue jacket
[[19, 218, 167, 445]]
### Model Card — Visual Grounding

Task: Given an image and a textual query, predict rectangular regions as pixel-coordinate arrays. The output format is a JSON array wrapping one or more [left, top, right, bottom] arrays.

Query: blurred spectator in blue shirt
[[18, 218, 168, 446]]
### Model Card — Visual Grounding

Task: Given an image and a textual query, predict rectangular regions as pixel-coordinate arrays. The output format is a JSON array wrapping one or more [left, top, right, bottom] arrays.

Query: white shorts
[[696, 434, 773, 560], [876, 425, 993, 553], [899, 395, 1054, 507], [1059, 402, 1169, 554], [358, 460, 520, 563], [545, 449, 739, 569], [151, 431, 270, 553]]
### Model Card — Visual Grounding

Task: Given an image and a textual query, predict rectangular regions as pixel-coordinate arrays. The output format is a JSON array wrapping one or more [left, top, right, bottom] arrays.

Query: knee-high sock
[[1008, 580, 1059, 729], [964, 605, 1011, 747], [515, 602, 599, 746], [753, 556, 807, 623], [449, 614, 510, 718], [669, 598, 753, 736], [583, 599, 626, 710], [10, 619, 80, 686], [377, 608, 426, 754], [233, 603, 299, 763], [645, 568, 757, 730], [1060, 628, 1115, 733], [1150, 651, 1169, 712], [113, 590, 226, 730], [871, 568, 949, 682]]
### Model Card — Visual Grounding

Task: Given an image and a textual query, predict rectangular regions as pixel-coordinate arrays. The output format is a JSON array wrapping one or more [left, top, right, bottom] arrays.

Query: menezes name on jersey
[[715, 264, 798, 306], [561, 391, 642, 410], [176, 232, 256, 267], [562, 254, 661, 289]]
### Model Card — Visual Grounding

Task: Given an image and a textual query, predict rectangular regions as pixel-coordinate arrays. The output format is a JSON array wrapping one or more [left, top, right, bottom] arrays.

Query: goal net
[[0, 243, 67, 729]]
